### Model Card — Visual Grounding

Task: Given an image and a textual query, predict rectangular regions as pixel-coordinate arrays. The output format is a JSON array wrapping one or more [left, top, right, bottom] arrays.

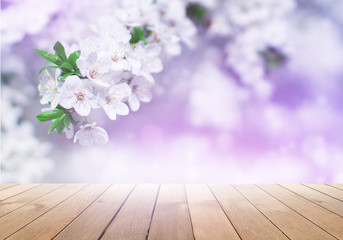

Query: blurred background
[[1, 0, 343, 183]]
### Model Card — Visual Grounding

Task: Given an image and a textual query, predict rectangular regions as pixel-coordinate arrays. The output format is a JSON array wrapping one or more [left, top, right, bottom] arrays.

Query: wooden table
[[0, 184, 342, 240]]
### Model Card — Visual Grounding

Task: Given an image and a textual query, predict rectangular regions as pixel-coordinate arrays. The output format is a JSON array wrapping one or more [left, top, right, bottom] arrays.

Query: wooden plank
[[281, 184, 343, 217], [148, 184, 194, 240], [0, 184, 86, 239], [6, 184, 109, 240], [328, 184, 343, 191], [234, 184, 336, 240], [209, 184, 288, 240], [101, 184, 159, 240], [259, 184, 343, 239], [0, 184, 63, 217], [54, 184, 134, 240], [304, 184, 343, 200], [186, 184, 240, 240], [0, 184, 18, 191], [0, 184, 39, 201]]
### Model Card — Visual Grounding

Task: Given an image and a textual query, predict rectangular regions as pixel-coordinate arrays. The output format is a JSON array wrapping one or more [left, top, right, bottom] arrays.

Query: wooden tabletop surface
[[0, 184, 342, 240]]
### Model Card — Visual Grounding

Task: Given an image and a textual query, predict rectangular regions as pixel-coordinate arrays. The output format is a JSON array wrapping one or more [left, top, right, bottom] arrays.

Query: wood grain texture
[[7, 184, 110, 240], [0, 184, 86, 239], [328, 184, 343, 191], [54, 184, 134, 240], [0, 184, 38, 201], [258, 184, 343, 239], [0, 184, 18, 191], [281, 184, 343, 217], [101, 184, 159, 240], [209, 184, 288, 240], [148, 184, 194, 240], [304, 184, 343, 201], [0, 184, 342, 240], [0, 184, 63, 217], [234, 184, 336, 240], [186, 184, 240, 240]]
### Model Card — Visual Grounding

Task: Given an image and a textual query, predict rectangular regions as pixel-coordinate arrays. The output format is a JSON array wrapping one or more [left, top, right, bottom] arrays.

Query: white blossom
[[99, 83, 132, 120], [1, 84, 53, 183], [32, 0, 198, 145], [128, 43, 163, 83], [59, 75, 98, 116], [128, 77, 153, 111], [77, 47, 112, 87], [74, 122, 109, 146], [1, 87, 23, 131], [95, 15, 132, 43], [1, 0, 63, 47], [206, 0, 296, 97], [38, 69, 61, 109], [147, 0, 197, 57], [108, 42, 132, 72]]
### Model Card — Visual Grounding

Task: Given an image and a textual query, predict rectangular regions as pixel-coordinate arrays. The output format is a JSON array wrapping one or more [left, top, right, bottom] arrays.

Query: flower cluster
[[36, 0, 196, 146], [204, 0, 296, 98], [1, 86, 53, 182], [1, 0, 64, 48]]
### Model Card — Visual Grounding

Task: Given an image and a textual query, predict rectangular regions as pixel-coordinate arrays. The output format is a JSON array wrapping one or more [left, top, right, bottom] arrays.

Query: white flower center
[[111, 55, 119, 62], [106, 96, 117, 103], [89, 69, 99, 79], [76, 92, 85, 101], [106, 96, 112, 103], [132, 84, 138, 92]]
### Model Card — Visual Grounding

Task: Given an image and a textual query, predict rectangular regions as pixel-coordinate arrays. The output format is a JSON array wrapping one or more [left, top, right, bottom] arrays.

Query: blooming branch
[[35, 0, 197, 145]]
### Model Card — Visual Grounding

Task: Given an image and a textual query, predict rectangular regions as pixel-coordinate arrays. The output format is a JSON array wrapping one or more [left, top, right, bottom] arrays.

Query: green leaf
[[186, 3, 207, 24], [36, 110, 65, 122], [60, 62, 74, 72], [35, 49, 61, 65], [38, 66, 60, 75], [130, 28, 146, 44], [259, 47, 287, 71], [56, 104, 63, 110], [68, 50, 81, 71], [57, 72, 75, 82], [75, 70, 82, 77], [53, 41, 67, 61], [48, 114, 66, 134], [56, 121, 65, 134], [64, 115, 71, 129]]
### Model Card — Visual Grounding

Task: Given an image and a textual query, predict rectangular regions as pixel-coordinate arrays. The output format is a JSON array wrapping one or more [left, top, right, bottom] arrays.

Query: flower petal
[[59, 93, 76, 109], [142, 72, 154, 83], [74, 127, 93, 146], [129, 93, 140, 112], [146, 58, 163, 73], [137, 89, 152, 102], [115, 102, 129, 116], [127, 57, 142, 70], [74, 101, 91, 116], [79, 134, 94, 146], [112, 83, 132, 99], [50, 96, 60, 109], [103, 104, 117, 120], [94, 127, 109, 145], [63, 75, 81, 91]]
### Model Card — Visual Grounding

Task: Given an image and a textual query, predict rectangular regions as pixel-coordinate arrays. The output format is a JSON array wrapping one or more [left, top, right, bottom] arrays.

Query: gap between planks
[[257, 184, 343, 240]]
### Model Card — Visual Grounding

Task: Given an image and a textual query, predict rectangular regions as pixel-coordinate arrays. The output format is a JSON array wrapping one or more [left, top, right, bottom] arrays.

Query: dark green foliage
[[130, 27, 151, 45], [186, 3, 207, 24], [35, 41, 82, 82], [259, 47, 288, 71], [37, 106, 77, 135]]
